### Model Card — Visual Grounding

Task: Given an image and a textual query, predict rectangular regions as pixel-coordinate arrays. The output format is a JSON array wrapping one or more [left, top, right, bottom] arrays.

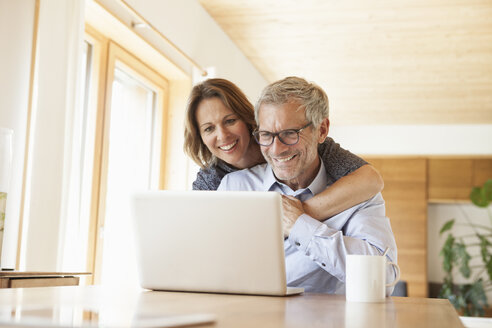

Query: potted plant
[[439, 179, 492, 316]]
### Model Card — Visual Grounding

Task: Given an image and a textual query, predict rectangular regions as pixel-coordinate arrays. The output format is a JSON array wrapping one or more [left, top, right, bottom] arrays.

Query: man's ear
[[317, 118, 330, 143]]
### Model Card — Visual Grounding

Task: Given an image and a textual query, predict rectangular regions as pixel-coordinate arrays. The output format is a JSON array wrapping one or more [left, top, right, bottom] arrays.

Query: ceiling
[[199, 0, 492, 125]]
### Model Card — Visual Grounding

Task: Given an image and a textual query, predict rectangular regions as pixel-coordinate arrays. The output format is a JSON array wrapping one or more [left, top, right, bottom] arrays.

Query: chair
[[391, 280, 408, 297]]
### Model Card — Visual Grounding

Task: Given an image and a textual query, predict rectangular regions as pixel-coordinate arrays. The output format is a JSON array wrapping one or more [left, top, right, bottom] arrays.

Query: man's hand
[[281, 195, 304, 237]]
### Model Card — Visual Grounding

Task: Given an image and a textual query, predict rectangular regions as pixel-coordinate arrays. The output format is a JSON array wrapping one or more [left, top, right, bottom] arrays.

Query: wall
[[0, 0, 36, 269], [329, 125, 492, 156], [126, 0, 267, 101]]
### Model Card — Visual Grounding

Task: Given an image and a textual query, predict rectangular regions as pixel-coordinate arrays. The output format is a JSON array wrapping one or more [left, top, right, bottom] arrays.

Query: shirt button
[[321, 263, 326, 267], [295, 242, 300, 246]]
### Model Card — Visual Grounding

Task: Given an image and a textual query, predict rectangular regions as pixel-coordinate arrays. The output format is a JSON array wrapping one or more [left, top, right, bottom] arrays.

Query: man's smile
[[274, 154, 297, 163]]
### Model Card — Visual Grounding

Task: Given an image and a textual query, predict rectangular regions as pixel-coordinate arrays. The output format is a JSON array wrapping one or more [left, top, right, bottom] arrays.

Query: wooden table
[[0, 271, 90, 288], [0, 285, 464, 327]]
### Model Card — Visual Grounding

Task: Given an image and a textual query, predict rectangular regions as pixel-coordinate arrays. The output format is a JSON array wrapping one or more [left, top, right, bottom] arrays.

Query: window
[[98, 44, 168, 288], [65, 26, 169, 286]]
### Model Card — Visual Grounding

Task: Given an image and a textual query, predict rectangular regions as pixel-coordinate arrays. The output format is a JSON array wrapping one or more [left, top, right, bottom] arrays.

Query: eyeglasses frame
[[252, 122, 313, 147]]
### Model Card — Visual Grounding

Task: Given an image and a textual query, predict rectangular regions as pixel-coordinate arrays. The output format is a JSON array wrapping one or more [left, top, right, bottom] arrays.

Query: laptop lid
[[130, 190, 302, 296]]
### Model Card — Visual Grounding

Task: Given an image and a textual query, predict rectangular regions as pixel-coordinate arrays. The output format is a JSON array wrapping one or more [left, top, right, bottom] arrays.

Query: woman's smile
[[218, 140, 238, 151]]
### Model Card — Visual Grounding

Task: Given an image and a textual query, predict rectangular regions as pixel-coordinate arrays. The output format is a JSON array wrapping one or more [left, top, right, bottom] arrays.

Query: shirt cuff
[[288, 214, 323, 252]]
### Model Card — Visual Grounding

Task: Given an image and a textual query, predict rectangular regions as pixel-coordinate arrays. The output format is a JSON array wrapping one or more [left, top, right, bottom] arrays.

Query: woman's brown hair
[[183, 78, 257, 168]]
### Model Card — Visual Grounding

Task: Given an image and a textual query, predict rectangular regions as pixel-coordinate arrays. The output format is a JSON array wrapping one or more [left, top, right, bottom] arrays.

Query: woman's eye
[[225, 118, 237, 125], [203, 126, 214, 133]]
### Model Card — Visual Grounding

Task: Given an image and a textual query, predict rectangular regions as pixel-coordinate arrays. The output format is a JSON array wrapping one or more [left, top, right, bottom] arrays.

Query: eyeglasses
[[252, 122, 312, 146]]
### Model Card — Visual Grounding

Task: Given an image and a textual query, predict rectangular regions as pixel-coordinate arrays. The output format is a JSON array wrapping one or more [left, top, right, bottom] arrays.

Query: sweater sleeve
[[318, 137, 368, 181], [192, 167, 222, 190], [192, 161, 236, 191]]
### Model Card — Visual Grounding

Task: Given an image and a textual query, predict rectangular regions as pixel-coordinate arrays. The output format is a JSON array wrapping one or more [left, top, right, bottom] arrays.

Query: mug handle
[[385, 261, 401, 287]]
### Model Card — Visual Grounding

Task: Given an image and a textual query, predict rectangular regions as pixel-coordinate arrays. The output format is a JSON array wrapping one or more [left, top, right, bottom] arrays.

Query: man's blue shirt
[[218, 160, 398, 294]]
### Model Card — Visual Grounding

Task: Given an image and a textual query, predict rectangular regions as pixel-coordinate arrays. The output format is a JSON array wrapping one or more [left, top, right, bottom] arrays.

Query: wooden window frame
[[84, 25, 169, 284]]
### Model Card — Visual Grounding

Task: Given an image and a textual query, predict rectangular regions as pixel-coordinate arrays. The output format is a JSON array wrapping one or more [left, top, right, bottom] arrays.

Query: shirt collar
[[263, 164, 278, 191], [308, 160, 328, 195], [263, 158, 328, 196]]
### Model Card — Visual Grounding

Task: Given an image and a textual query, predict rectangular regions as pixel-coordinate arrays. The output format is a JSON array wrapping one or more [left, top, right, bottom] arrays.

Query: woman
[[184, 78, 383, 219]]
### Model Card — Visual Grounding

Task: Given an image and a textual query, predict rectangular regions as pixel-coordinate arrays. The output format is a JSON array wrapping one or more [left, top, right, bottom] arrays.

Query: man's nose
[[269, 135, 289, 155]]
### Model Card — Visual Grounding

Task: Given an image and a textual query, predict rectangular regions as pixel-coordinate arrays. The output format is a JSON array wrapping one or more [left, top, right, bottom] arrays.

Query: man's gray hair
[[254, 76, 329, 128]]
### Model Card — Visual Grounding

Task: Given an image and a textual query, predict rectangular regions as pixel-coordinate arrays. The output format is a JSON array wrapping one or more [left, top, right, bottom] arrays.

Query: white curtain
[[21, 0, 86, 271], [0, 0, 37, 270]]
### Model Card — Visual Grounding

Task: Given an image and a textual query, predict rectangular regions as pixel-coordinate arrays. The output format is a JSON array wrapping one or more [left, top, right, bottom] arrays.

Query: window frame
[[84, 25, 169, 284]]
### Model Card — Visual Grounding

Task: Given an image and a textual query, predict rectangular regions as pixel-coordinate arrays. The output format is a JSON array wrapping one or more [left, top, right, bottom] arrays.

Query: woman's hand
[[281, 195, 304, 237]]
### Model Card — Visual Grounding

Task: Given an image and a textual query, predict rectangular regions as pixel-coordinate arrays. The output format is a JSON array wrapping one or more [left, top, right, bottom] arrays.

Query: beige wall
[[0, 0, 36, 269], [125, 0, 267, 103]]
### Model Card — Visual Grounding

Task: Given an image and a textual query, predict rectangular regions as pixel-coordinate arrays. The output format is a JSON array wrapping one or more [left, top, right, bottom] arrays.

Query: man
[[218, 76, 398, 294]]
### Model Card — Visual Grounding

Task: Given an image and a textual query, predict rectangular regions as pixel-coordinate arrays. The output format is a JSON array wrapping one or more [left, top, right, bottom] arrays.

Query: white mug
[[346, 254, 400, 302]]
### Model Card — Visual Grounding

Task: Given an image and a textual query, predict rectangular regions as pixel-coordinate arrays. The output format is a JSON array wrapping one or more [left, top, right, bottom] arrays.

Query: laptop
[[130, 190, 304, 296]]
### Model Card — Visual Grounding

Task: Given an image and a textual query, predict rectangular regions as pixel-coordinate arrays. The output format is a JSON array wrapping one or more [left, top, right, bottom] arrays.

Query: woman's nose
[[216, 125, 229, 140]]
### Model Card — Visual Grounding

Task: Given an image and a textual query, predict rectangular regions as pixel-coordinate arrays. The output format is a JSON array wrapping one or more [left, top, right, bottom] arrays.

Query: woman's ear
[[317, 118, 330, 143]]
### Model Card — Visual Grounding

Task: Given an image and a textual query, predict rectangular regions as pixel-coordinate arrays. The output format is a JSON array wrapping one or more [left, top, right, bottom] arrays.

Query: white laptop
[[130, 190, 304, 296]]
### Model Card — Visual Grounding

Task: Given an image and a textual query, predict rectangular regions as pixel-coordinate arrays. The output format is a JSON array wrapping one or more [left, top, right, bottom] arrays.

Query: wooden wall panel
[[366, 157, 428, 297], [473, 159, 492, 187], [428, 158, 492, 201], [428, 159, 473, 201]]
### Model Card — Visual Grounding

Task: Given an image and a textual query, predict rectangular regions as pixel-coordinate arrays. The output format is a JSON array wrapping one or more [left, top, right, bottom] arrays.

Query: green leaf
[[438, 280, 453, 299], [465, 280, 488, 317], [454, 242, 472, 278], [440, 219, 455, 235], [456, 291, 468, 315], [470, 179, 492, 207], [484, 180, 492, 201], [440, 234, 455, 273], [471, 187, 489, 207], [438, 278, 455, 302], [478, 234, 491, 263], [486, 257, 492, 282]]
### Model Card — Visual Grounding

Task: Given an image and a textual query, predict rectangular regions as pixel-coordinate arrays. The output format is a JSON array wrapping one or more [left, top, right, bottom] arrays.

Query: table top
[[0, 285, 464, 328], [0, 271, 91, 278]]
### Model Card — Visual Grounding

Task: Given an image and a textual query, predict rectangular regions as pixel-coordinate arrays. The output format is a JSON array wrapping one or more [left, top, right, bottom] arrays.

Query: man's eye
[[259, 132, 272, 138], [281, 130, 297, 138]]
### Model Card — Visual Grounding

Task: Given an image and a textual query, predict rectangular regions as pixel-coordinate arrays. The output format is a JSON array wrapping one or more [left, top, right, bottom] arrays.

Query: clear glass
[[60, 40, 95, 271], [100, 66, 159, 289]]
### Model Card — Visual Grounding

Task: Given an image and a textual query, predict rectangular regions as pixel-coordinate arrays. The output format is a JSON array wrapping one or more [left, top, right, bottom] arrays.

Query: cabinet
[[0, 272, 89, 288]]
